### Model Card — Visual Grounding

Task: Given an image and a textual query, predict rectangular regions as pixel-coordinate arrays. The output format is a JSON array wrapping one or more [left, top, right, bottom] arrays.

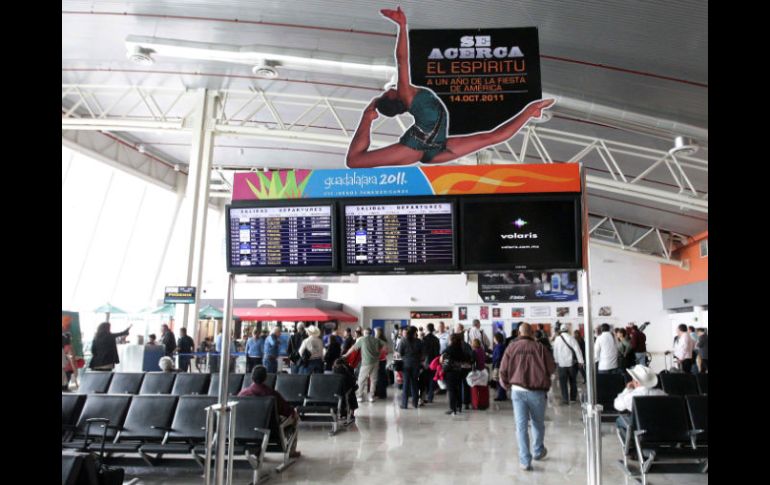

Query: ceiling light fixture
[[125, 36, 394, 80], [127, 45, 155, 66], [668, 136, 698, 157], [252, 63, 279, 78]]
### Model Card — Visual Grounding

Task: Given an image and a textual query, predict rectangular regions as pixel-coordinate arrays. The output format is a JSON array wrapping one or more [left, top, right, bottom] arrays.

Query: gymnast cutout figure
[[346, 7, 555, 168]]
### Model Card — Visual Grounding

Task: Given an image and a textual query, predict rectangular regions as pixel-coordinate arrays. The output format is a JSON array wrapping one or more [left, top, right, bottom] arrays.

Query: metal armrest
[[150, 425, 173, 431], [688, 429, 704, 449]]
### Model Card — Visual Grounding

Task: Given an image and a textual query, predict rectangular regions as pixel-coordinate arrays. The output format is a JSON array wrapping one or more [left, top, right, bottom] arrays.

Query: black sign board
[[164, 286, 196, 304], [409, 27, 542, 135]]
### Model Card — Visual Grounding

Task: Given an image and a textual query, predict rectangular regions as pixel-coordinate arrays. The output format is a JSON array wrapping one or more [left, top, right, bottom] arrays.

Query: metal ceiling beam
[[62, 84, 708, 214], [587, 213, 687, 265], [61, 130, 184, 191]]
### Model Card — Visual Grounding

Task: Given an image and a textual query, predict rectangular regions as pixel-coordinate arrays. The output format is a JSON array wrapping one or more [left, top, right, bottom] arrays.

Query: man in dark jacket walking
[[499, 323, 556, 471], [161, 323, 176, 358], [421, 323, 441, 403], [176, 327, 195, 372]]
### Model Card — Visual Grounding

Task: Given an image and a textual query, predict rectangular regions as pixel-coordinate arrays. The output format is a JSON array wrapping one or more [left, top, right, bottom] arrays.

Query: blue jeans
[[301, 359, 324, 374], [511, 389, 547, 467], [263, 357, 278, 374], [635, 353, 648, 366], [401, 367, 420, 408], [616, 415, 634, 453]]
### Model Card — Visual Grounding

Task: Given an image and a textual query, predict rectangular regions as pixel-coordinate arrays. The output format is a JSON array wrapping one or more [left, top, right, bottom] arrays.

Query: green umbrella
[[151, 303, 177, 315], [199, 305, 224, 319], [94, 303, 127, 322]]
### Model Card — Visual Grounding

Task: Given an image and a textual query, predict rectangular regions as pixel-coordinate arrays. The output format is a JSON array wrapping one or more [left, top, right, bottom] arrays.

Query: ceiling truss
[[62, 85, 704, 266]]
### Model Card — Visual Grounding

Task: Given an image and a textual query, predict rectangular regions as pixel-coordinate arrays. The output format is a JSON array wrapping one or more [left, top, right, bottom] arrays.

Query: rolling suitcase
[[471, 385, 489, 410], [86, 418, 125, 485]]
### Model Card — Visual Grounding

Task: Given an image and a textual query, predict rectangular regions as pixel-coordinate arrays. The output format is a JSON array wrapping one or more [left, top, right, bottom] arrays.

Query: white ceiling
[[62, 0, 708, 242]]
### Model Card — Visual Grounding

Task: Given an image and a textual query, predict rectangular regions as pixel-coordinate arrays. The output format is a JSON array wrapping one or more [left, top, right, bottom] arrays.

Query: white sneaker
[[368, 396, 375, 402]]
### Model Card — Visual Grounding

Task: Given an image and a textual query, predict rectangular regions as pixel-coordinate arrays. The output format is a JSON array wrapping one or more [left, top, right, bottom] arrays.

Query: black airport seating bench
[[616, 395, 708, 485], [76, 370, 282, 397], [61, 393, 299, 482], [581, 372, 708, 424], [274, 373, 352, 435]]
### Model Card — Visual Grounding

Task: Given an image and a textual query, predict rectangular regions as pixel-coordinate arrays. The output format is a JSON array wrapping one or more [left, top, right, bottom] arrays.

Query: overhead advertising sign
[[478, 271, 579, 302], [232, 164, 580, 201], [342, 8, 551, 168], [408, 27, 542, 135], [164, 286, 196, 304], [297, 283, 328, 300]]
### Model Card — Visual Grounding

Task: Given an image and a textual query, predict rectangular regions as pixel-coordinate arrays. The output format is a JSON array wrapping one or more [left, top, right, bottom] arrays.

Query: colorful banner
[[62, 311, 83, 358], [232, 164, 579, 201], [408, 28, 542, 135]]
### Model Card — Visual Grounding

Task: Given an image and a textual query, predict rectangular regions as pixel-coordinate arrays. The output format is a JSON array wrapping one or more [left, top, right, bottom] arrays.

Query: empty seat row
[[77, 371, 280, 396], [659, 372, 707, 396], [61, 392, 298, 481], [273, 373, 352, 435], [617, 395, 707, 485]]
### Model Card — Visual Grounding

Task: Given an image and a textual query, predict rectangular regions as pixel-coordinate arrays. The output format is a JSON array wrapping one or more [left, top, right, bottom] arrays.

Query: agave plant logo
[[245, 170, 312, 199]]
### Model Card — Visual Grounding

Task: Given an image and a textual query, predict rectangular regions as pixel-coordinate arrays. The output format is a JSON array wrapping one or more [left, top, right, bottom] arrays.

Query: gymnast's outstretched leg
[[427, 99, 555, 164]]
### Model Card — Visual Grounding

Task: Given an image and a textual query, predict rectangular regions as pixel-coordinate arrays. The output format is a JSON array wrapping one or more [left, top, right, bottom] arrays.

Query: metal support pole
[[182, 89, 218, 339], [204, 404, 215, 485], [214, 273, 235, 485], [580, 163, 602, 485]]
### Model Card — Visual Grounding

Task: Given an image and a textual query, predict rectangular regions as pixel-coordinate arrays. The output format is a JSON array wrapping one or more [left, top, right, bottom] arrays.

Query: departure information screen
[[228, 205, 334, 272], [343, 202, 455, 270]]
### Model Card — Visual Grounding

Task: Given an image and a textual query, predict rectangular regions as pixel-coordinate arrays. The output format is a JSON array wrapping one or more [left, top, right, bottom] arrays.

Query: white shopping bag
[[466, 369, 489, 387]]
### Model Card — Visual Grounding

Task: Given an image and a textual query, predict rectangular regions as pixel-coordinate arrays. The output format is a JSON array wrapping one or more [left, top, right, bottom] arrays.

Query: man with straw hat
[[613, 365, 666, 459]]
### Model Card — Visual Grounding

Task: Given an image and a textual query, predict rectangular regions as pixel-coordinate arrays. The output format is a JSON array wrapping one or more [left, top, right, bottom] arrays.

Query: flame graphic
[[428, 168, 574, 194]]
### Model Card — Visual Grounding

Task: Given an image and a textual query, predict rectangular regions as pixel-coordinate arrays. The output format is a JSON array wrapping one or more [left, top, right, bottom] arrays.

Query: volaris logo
[[512, 218, 527, 228]]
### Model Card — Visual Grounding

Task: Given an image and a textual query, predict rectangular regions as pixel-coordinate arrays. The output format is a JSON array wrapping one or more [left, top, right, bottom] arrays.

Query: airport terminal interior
[[62, 2, 707, 484]]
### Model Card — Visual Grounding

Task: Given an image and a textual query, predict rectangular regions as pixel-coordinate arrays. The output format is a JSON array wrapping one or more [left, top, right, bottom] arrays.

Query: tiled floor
[[124, 384, 708, 485]]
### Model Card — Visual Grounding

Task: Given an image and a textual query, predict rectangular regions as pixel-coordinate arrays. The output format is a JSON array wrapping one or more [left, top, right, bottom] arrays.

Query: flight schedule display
[[343, 201, 456, 272], [227, 205, 335, 273]]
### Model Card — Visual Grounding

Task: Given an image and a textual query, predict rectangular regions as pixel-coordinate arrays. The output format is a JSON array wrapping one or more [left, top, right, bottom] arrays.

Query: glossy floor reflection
[[126, 384, 708, 485]]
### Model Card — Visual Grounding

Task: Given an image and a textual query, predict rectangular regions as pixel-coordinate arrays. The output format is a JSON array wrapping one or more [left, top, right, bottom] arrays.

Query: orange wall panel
[[661, 235, 708, 289]]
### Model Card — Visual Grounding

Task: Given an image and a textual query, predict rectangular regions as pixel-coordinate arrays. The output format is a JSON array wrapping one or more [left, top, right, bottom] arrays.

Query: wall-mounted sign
[[411, 311, 453, 320], [297, 283, 329, 300], [479, 271, 579, 302], [164, 287, 196, 304], [529, 306, 552, 317]]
